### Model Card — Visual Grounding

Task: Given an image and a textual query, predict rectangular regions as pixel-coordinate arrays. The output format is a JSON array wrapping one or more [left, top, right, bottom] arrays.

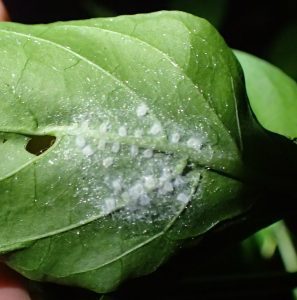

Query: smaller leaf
[[234, 50, 297, 140]]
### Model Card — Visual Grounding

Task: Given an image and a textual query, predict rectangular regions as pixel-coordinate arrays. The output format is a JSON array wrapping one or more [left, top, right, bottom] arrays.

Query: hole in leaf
[[26, 135, 56, 156], [2, 138, 7, 144]]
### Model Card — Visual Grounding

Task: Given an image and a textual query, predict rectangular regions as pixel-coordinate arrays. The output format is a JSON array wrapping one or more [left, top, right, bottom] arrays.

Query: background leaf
[[234, 50, 297, 140]]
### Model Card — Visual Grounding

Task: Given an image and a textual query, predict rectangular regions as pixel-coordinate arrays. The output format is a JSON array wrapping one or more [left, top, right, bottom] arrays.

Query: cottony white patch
[[136, 103, 149, 117], [129, 182, 144, 201]]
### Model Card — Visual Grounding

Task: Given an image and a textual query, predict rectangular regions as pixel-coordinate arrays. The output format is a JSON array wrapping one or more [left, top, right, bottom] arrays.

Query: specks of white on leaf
[[149, 122, 162, 135], [112, 178, 123, 194], [82, 145, 94, 157], [48, 160, 54, 165], [170, 132, 180, 144], [134, 128, 143, 138], [103, 197, 116, 214], [99, 121, 110, 134], [143, 175, 158, 191], [111, 142, 120, 153], [177, 192, 190, 204], [97, 139, 106, 150], [118, 126, 127, 137], [75, 135, 86, 148], [103, 157, 113, 168], [136, 103, 149, 117], [187, 137, 202, 150], [130, 145, 139, 157], [143, 149, 153, 159]]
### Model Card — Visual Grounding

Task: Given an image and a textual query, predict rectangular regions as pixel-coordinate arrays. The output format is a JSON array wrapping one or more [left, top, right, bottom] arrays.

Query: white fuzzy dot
[[82, 145, 94, 156], [103, 157, 113, 168], [187, 137, 202, 150], [149, 122, 162, 135], [136, 103, 149, 117]]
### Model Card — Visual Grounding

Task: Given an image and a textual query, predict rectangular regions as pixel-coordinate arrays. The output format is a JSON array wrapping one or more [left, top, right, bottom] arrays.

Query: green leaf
[[0, 11, 249, 292], [234, 50, 297, 139]]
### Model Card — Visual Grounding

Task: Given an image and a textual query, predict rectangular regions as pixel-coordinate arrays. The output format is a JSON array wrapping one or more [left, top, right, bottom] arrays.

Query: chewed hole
[[26, 135, 56, 156]]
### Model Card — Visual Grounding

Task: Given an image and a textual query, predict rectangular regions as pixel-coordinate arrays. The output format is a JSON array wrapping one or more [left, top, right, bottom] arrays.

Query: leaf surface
[[0, 12, 248, 292]]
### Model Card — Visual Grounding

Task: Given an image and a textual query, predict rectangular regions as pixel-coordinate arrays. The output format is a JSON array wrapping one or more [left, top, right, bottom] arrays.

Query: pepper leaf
[[0, 11, 249, 292]]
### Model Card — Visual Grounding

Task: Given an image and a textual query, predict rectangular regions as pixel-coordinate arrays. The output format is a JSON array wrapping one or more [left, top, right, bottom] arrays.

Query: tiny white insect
[[143, 175, 158, 191], [75, 135, 86, 148], [112, 178, 123, 193], [103, 157, 113, 168], [111, 142, 120, 153], [82, 145, 94, 157], [118, 126, 127, 137], [103, 197, 116, 214], [99, 121, 110, 134], [130, 144, 139, 157], [143, 149, 153, 158], [136, 103, 149, 117], [97, 139, 106, 150], [187, 137, 202, 150], [177, 192, 190, 204], [170, 132, 181, 144], [134, 128, 143, 138], [159, 181, 174, 195], [149, 122, 162, 135]]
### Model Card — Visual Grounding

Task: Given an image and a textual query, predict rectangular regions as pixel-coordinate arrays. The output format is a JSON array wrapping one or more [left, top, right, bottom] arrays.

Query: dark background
[[2, 1, 296, 299], [3, 0, 297, 80]]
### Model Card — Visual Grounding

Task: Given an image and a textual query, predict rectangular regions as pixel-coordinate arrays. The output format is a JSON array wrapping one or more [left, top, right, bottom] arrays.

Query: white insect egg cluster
[[73, 101, 206, 222]]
